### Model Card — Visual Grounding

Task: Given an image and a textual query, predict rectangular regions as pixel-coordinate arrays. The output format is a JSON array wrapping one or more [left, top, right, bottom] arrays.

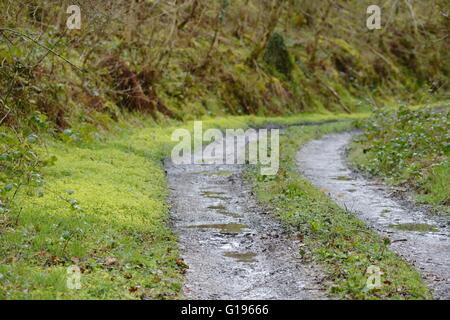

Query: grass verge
[[0, 123, 182, 299], [246, 121, 431, 299]]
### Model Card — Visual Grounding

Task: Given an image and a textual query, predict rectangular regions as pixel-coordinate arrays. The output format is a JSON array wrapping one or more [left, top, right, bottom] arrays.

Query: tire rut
[[297, 132, 450, 299], [166, 133, 326, 300]]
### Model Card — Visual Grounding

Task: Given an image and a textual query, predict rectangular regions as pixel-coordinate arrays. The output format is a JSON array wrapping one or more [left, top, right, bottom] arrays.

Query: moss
[[0, 126, 182, 299], [264, 32, 294, 78]]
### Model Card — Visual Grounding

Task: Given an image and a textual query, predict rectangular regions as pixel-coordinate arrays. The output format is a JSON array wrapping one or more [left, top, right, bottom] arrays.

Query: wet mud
[[167, 134, 326, 300]]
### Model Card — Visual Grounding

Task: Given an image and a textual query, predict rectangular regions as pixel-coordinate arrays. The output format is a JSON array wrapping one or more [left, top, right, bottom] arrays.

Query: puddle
[[208, 205, 227, 210], [190, 223, 249, 234], [217, 210, 241, 218], [380, 209, 391, 218], [194, 171, 233, 177], [224, 252, 257, 263], [207, 205, 241, 217], [200, 190, 230, 200], [390, 223, 439, 233], [334, 175, 352, 181]]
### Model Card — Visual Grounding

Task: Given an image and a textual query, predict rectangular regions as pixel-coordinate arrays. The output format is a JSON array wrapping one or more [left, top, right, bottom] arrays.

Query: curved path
[[166, 133, 326, 299], [297, 132, 450, 299]]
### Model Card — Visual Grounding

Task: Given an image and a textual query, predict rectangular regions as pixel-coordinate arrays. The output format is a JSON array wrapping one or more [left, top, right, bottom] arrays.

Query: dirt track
[[297, 132, 450, 299], [166, 133, 326, 300]]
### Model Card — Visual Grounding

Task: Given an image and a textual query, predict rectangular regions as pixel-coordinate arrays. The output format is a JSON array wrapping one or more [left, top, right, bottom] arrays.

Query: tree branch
[[0, 28, 84, 72]]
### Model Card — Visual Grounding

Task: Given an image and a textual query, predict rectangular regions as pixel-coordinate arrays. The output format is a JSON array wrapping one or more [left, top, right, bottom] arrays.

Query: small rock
[[105, 257, 117, 266]]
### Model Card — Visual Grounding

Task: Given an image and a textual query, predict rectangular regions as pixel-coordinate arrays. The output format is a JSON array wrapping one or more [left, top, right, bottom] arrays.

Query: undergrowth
[[349, 105, 449, 210]]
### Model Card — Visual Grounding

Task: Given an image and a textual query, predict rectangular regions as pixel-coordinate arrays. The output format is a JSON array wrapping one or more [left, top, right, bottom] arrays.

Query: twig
[[178, 0, 198, 30], [433, 34, 449, 42], [404, 0, 419, 35], [0, 101, 12, 126], [14, 207, 23, 226], [0, 28, 84, 72], [32, 28, 68, 70], [316, 77, 351, 113], [309, 0, 333, 69]]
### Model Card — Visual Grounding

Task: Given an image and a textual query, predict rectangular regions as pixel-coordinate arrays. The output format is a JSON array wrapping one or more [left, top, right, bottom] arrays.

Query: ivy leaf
[[61, 230, 71, 241], [27, 134, 38, 144]]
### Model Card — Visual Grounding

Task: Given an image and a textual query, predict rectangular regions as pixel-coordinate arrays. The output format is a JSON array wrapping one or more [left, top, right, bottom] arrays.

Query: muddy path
[[166, 134, 326, 300], [297, 132, 450, 299]]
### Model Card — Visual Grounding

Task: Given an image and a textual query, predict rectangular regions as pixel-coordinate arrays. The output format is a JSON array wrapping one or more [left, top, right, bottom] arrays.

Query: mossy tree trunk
[[246, 0, 285, 65], [308, 0, 332, 69], [263, 32, 293, 78]]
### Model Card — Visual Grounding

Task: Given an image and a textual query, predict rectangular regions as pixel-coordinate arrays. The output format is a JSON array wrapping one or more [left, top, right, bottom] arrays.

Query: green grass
[[0, 112, 364, 299], [246, 121, 431, 299]]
